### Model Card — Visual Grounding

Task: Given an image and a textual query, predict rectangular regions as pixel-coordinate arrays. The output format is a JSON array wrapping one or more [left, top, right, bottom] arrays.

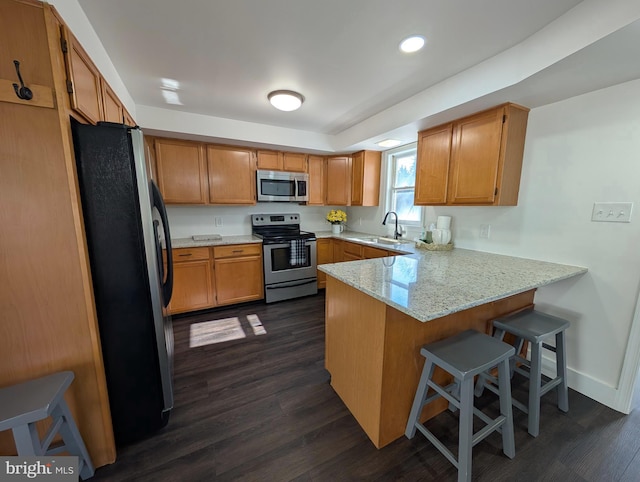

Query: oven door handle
[[266, 279, 317, 290]]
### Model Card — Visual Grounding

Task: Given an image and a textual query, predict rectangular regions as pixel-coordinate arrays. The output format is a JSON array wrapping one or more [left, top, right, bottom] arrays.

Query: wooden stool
[[405, 330, 516, 482], [475, 309, 570, 437], [0, 371, 95, 479]]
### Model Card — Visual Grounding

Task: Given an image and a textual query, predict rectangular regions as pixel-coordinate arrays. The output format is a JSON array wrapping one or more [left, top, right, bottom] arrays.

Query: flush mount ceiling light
[[268, 90, 304, 111], [399, 35, 426, 53], [377, 139, 403, 148]]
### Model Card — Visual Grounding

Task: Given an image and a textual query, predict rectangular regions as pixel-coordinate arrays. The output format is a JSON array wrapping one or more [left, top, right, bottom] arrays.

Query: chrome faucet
[[382, 211, 401, 239]]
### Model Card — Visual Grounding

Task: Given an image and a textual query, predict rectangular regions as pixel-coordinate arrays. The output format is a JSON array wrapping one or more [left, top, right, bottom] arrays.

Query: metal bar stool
[[0, 371, 95, 479], [405, 330, 516, 482], [475, 309, 570, 437]]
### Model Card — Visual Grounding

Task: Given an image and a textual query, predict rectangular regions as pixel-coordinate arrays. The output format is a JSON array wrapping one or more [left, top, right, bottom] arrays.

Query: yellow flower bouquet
[[326, 209, 347, 225]]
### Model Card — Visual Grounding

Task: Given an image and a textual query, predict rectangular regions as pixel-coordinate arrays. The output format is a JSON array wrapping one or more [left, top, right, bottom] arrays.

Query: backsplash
[[166, 204, 343, 238]]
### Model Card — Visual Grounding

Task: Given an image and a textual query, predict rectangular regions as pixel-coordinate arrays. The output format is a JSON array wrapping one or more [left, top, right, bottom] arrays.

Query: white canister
[[436, 215, 452, 230], [432, 228, 451, 245]]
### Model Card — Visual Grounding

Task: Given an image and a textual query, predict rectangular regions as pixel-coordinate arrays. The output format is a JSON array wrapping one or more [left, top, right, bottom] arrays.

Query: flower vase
[[332, 223, 343, 234]]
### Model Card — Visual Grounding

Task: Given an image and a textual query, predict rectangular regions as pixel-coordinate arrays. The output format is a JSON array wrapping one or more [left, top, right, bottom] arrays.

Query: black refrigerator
[[71, 120, 175, 446]]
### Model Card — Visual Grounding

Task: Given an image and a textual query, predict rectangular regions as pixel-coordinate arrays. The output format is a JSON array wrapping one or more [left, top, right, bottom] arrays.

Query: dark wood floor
[[92, 292, 640, 481]]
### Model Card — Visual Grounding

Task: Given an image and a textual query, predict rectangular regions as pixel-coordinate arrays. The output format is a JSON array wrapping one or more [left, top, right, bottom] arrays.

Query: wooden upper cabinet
[[414, 124, 453, 205], [282, 152, 307, 172], [155, 138, 208, 204], [351, 150, 381, 206], [100, 78, 123, 123], [307, 155, 326, 205], [207, 145, 256, 204], [256, 150, 281, 170], [415, 103, 529, 206], [123, 109, 135, 127], [325, 156, 351, 206], [256, 149, 307, 172], [63, 29, 102, 124]]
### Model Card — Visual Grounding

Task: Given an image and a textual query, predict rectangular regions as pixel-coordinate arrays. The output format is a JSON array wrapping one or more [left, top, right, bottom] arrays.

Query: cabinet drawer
[[214, 243, 262, 259], [172, 247, 210, 262], [343, 241, 363, 258]]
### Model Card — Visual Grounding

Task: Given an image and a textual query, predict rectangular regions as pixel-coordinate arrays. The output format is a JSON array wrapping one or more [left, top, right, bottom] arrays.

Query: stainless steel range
[[251, 213, 317, 303]]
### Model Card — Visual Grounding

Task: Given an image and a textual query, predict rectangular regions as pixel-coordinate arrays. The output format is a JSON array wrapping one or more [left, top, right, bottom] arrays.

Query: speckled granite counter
[[169, 235, 261, 248], [322, 247, 587, 448], [319, 248, 586, 322]]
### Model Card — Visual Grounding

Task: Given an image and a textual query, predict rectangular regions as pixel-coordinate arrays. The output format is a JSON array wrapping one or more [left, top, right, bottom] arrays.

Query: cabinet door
[[207, 145, 256, 204], [155, 138, 208, 204], [343, 241, 363, 259], [168, 259, 215, 314], [307, 155, 326, 205], [123, 109, 135, 127], [256, 150, 281, 170], [316, 238, 333, 288], [448, 108, 504, 204], [282, 152, 307, 172], [326, 156, 351, 205], [350, 151, 364, 205], [415, 124, 453, 205], [64, 30, 102, 124], [214, 256, 264, 305], [332, 240, 344, 263], [100, 78, 123, 123], [351, 150, 381, 207]]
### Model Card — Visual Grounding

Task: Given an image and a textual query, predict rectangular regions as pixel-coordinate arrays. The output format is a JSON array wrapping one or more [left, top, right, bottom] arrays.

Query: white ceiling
[[77, 0, 640, 151]]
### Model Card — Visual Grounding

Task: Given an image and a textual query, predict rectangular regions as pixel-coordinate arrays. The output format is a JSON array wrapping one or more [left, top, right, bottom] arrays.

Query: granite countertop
[[170, 235, 261, 248], [318, 247, 587, 323]]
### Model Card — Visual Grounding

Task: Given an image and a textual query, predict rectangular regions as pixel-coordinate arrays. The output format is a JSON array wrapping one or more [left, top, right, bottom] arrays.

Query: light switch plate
[[591, 202, 633, 223]]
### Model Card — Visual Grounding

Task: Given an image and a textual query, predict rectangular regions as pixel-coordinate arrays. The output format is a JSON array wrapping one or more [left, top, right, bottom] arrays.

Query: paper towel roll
[[436, 215, 451, 229]]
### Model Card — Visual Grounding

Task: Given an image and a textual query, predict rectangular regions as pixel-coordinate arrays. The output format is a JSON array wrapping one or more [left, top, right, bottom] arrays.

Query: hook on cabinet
[[12, 60, 33, 101]]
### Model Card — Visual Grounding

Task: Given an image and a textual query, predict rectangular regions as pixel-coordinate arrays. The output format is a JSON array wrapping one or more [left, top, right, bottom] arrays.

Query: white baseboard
[[540, 354, 623, 412]]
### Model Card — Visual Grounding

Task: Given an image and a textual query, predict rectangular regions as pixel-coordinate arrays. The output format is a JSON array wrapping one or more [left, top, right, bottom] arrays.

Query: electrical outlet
[[591, 202, 633, 223], [358, 217, 362, 226], [214, 216, 223, 227], [480, 224, 491, 239]]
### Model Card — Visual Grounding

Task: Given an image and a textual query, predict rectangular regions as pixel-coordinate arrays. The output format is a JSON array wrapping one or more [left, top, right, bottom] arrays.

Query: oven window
[[260, 179, 296, 197], [270, 245, 312, 270]]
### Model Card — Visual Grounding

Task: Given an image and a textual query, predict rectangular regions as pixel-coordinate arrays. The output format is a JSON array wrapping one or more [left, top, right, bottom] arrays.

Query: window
[[385, 143, 422, 226]]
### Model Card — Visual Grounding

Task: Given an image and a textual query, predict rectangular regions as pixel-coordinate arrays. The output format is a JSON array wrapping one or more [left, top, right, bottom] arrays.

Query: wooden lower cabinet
[[214, 244, 263, 305], [316, 239, 333, 289], [168, 244, 263, 313], [168, 247, 215, 314], [317, 239, 400, 288]]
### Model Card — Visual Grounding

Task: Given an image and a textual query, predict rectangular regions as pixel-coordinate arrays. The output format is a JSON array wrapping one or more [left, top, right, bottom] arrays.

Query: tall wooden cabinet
[[207, 145, 256, 204], [326, 156, 351, 205], [415, 103, 529, 206], [0, 0, 115, 466], [350, 150, 381, 206], [307, 155, 326, 205], [155, 138, 208, 204]]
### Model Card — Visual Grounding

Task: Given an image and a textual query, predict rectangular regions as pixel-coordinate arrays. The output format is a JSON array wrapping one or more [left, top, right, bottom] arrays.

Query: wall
[[166, 204, 342, 239], [351, 79, 640, 409]]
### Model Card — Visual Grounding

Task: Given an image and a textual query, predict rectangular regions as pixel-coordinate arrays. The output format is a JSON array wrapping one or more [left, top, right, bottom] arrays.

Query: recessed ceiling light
[[377, 139, 403, 148], [399, 35, 425, 53], [268, 90, 304, 111]]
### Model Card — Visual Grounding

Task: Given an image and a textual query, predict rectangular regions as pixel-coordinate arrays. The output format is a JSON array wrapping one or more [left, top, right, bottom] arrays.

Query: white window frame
[[383, 142, 423, 228]]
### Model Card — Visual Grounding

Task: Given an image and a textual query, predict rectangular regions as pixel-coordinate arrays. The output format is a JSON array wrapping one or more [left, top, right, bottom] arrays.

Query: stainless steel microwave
[[256, 170, 308, 202]]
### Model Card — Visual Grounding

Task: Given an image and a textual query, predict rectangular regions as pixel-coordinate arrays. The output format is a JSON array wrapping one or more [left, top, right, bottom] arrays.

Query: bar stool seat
[[475, 309, 570, 437], [0, 371, 95, 479], [405, 329, 516, 482]]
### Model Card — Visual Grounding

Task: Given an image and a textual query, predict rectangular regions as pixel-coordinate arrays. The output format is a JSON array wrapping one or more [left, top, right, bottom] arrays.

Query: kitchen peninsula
[[319, 248, 586, 448]]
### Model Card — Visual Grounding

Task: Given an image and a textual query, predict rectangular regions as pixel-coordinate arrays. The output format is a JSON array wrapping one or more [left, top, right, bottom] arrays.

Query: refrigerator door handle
[[151, 180, 173, 306]]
